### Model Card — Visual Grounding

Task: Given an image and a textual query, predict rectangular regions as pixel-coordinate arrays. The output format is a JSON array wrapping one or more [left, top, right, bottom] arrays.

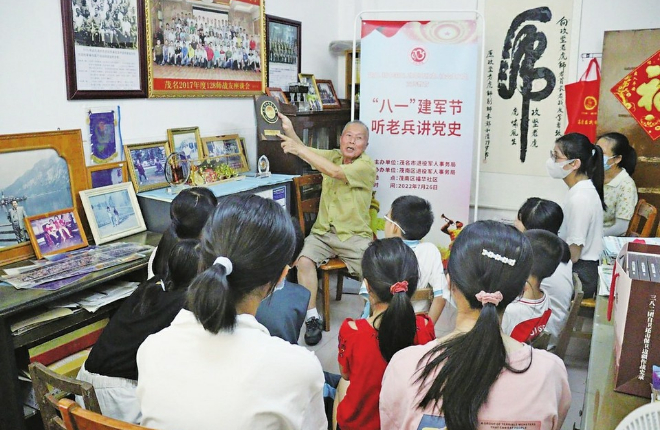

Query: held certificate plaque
[[254, 95, 284, 141]]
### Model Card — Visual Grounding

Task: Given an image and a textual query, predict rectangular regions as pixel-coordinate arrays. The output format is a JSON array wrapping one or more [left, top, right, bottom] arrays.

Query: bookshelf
[[0, 231, 160, 430]]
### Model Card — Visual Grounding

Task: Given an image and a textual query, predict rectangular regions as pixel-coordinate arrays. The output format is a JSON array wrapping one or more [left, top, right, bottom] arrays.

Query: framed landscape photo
[[80, 182, 146, 245], [88, 162, 128, 189], [266, 15, 301, 91], [25, 208, 88, 259], [266, 87, 289, 105], [316, 79, 340, 109], [60, 0, 148, 99], [124, 141, 170, 192], [299, 73, 323, 111], [168, 127, 203, 162], [145, 0, 266, 97]]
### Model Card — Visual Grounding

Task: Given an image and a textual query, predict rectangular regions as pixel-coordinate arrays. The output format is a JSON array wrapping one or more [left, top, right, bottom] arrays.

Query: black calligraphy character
[[498, 7, 556, 162]]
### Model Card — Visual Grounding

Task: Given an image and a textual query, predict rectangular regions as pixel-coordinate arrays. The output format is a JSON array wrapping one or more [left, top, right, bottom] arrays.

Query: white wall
[[0, 0, 338, 172]]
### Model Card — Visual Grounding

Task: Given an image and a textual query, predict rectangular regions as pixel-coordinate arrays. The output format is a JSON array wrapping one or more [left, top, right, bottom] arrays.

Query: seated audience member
[[502, 230, 563, 343], [596, 132, 638, 236], [137, 195, 327, 430], [278, 113, 376, 345], [359, 196, 447, 323], [515, 198, 573, 348], [380, 221, 570, 430], [332, 238, 435, 430], [77, 240, 201, 423]]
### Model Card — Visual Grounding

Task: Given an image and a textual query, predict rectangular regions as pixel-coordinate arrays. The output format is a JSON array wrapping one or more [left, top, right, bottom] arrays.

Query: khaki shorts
[[299, 230, 372, 278]]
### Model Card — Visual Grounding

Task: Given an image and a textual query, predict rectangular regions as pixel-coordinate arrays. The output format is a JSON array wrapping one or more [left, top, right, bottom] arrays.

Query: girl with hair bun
[[137, 194, 327, 430], [380, 221, 570, 430], [548, 132, 605, 298], [334, 238, 435, 430], [596, 132, 639, 236]]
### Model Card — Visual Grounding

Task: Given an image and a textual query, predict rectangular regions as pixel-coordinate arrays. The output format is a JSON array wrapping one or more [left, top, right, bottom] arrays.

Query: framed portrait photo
[[145, 0, 266, 97], [299, 73, 323, 111], [25, 208, 88, 259], [60, 0, 148, 99], [266, 87, 289, 105], [266, 15, 301, 91], [79, 182, 146, 245], [316, 79, 340, 109], [124, 141, 170, 192], [88, 162, 128, 189], [168, 127, 203, 162]]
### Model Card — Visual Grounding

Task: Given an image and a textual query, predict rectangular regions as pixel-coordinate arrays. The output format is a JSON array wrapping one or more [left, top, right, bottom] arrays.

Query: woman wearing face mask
[[547, 132, 605, 299], [596, 132, 638, 237]]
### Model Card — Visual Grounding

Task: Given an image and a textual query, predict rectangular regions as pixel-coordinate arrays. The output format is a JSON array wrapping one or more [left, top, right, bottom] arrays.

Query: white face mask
[[546, 157, 575, 179]]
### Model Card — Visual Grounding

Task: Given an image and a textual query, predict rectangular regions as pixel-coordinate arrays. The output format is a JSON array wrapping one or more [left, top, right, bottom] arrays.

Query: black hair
[[390, 195, 434, 240], [134, 239, 201, 315], [524, 229, 563, 281], [598, 132, 637, 175], [517, 197, 563, 235], [363, 238, 419, 362], [555, 132, 606, 210], [416, 221, 533, 430], [152, 187, 217, 279], [187, 194, 295, 334]]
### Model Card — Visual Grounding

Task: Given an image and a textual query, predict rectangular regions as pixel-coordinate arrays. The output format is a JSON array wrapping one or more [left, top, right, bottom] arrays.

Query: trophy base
[[166, 183, 187, 194]]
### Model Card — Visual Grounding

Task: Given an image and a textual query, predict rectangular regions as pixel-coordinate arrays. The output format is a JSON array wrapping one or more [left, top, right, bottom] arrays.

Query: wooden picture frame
[[266, 87, 289, 104], [60, 0, 148, 99], [87, 162, 128, 189], [124, 141, 170, 193], [0, 130, 89, 266], [266, 15, 301, 91], [167, 127, 203, 162], [299, 73, 323, 111], [316, 79, 340, 109], [25, 208, 88, 259], [145, 0, 266, 97], [200, 135, 249, 172], [79, 183, 146, 245]]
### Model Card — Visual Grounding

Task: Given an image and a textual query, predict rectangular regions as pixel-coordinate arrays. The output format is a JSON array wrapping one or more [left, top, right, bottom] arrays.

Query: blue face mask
[[603, 155, 615, 171]]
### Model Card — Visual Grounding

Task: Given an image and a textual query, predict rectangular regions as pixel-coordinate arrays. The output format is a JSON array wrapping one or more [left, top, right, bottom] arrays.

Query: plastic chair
[[626, 199, 657, 238], [58, 398, 155, 430], [29, 362, 101, 430], [615, 402, 660, 430]]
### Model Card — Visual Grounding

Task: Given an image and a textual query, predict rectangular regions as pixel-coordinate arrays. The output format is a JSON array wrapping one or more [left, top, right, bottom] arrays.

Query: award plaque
[[254, 95, 284, 141]]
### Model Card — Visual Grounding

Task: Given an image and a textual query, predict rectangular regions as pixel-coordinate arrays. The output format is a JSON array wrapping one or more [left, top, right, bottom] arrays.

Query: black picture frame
[[266, 15, 301, 91], [60, 0, 148, 99]]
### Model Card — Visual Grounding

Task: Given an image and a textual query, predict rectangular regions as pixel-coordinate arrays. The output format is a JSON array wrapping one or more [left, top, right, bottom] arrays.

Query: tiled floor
[[301, 277, 592, 430]]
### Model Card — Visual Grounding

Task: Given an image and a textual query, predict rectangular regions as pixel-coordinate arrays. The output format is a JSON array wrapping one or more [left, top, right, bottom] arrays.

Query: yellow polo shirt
[[310, 148, 376, 241]]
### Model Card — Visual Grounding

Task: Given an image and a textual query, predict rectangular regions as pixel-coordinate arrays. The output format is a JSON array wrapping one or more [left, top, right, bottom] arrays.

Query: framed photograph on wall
[[79, 182, 146, 245], [87, 162, 128, 189], [299, 73, 323, 111], [60, 0, 148, 99], [124, 141, 170, 192], [266, 87, 289, 104], [316, 79, 340, 109], [266, 15, 301, 91], [25, 208, 88, 259], [145, 0, 266, 97], [168, 127, 203, 161]]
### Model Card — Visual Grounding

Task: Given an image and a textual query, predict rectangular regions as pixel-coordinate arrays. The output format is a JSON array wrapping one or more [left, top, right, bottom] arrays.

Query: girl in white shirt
[[547, 132, 605, 298]]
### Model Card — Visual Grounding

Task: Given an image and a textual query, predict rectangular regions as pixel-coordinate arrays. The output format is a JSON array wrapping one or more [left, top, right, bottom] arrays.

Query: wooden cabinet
[[257, 106, 351, 175]]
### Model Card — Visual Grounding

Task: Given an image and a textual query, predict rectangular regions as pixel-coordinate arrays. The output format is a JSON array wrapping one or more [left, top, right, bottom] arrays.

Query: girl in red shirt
[[334, 238, 435, 430]]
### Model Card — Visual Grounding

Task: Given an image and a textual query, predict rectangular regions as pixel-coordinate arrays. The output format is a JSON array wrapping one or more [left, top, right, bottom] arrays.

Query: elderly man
[[279, 114, 376, 345], [7, 200, 28, 243]]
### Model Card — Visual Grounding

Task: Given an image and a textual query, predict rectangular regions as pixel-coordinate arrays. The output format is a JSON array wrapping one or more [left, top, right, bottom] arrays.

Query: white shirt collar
[[173, 309, 270, 336]]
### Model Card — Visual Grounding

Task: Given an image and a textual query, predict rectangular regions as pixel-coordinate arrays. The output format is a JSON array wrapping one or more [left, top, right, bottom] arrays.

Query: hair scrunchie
[[475, 290, 503, 306], [214, 256, 233, 275], [390, 281, 408, 294]]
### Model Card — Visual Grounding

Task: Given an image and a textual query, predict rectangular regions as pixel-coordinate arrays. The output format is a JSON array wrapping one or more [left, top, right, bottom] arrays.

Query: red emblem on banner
[[610, 49, 660, 140], [411, 47, 427, 64]]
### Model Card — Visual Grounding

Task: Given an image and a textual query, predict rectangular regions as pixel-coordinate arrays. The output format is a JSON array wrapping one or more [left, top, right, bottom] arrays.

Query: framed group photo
[[266, 15, 301, 91], [80, 182, 146, 245], [60, 0, 148, 99], [316, 79, 340, 109], [145, 0, 266, 97], [124, 141, 170, 192], [88, 162, 128, 189], [25, 208, 88, 259]]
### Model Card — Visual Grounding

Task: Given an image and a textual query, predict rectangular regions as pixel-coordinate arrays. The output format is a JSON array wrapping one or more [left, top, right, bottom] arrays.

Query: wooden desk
[[581, 295, 648, 429], [0, 231, 160, 430]]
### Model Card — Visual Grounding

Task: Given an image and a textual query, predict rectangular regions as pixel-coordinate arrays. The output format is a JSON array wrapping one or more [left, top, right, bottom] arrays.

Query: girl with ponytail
[[334, 238, 435, 430], [137, 194, 327, 430], [380, 221, 570, 430], [547, 132, 605, 298]]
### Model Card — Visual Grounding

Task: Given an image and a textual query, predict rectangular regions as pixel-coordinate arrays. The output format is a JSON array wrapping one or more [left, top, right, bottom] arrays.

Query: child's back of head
[[390, 195, 434, 240], [524, 229, 564, 282]]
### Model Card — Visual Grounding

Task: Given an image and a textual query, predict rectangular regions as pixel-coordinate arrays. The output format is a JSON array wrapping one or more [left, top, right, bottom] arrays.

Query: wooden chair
[[293, 174, 357, 332], [626, 199, 657, 237], [552, 273, 586, 359], [529, 331, 551, 350], [29, 362, 101, 430], [58, 398, 154, 430]]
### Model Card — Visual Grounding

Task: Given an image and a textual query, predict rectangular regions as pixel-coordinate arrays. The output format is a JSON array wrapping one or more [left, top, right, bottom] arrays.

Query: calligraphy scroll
[[481, 0, 574, 176]]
